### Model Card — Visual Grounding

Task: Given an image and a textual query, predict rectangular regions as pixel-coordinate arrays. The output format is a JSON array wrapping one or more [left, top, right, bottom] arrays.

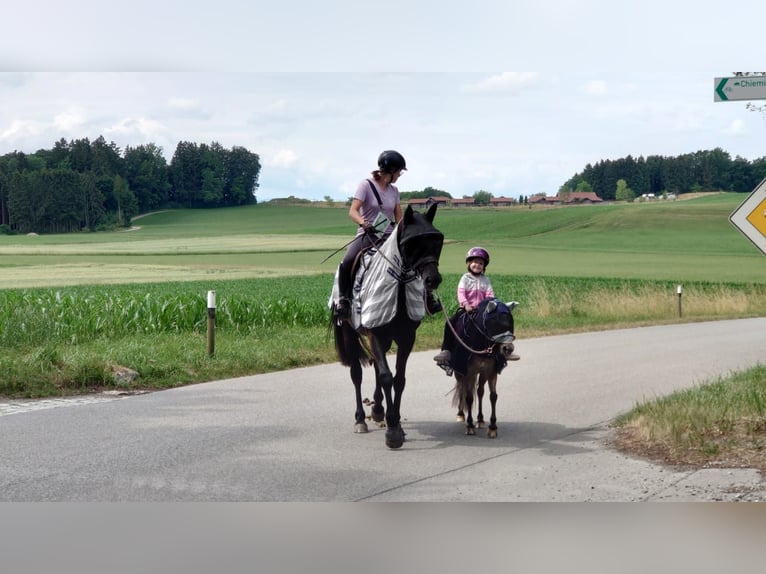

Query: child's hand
[[463, 304, 473, 312]]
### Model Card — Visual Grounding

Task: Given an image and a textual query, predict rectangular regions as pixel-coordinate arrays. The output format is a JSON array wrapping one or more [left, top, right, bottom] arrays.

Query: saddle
[[328, 228, 426, 330]]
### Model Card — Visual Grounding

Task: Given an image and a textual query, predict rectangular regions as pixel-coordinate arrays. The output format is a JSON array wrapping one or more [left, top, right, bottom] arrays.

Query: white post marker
[[729, 176, 766, 256], [677, 285, 682, 318], [207, 290, 216, 357]]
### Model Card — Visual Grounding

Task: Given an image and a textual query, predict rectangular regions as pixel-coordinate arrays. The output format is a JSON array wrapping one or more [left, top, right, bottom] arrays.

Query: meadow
[[1, 192, 765, 401]]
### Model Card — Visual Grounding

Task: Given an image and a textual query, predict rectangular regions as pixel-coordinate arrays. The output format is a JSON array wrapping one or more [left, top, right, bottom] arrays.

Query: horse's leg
[[476, 375, 486, 429], [463, 377, 476, 436], [350, 358, 368, 433], [370, 336, 405, 449], [370, 362, 385, 425], [487, 373, 499, 439], [389, 334, 416, 442]]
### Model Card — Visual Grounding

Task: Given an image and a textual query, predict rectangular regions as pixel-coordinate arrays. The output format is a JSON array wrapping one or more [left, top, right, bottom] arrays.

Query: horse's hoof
[[465, 427, 476, 436], [385, 426, 405, 449], [487, 429, 497, 439], [371, 410, 385, 423], [477, 421, 486, 429], [354, 422, 368, 433], [456, 415, 465, 423]]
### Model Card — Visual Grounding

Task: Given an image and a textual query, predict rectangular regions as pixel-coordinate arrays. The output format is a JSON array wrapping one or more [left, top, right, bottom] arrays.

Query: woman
[[334, 150, 406, 318]]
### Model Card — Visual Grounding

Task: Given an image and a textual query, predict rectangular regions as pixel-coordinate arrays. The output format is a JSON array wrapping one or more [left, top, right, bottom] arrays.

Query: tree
[[615, 179, 635, 202], [224, 146, 260, 205], [124, 143, 170, 212], [113, 175, 138, 227], [473, 190, 492, 205]]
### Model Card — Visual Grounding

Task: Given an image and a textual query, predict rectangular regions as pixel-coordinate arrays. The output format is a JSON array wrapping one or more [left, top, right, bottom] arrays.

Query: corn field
[[3, 274, 766, 349], [0, 277, 333, 348]]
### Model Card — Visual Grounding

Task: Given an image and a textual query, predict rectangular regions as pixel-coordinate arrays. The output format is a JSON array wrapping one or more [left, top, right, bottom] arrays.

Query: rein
[[432, 290, 495, 356]]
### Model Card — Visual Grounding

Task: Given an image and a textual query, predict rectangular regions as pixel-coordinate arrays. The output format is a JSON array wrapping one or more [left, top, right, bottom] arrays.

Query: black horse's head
[[398, 203, 443, 290]]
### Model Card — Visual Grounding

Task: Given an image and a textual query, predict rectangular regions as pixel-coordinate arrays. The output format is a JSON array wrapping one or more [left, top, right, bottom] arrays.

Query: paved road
[[2, 318, 765, 501]]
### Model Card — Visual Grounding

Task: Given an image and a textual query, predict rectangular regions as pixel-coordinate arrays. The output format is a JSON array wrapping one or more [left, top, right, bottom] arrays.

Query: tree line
[[0, 136, 261, 234], [561, 148, 766, 200]]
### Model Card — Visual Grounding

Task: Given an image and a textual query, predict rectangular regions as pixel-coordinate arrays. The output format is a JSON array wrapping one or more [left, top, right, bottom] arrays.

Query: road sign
[[715, 76, 766, 102], [730, 176, 766, 256]]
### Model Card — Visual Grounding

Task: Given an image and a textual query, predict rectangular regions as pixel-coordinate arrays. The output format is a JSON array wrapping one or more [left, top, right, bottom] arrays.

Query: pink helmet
[[466, 246, 489, 266]]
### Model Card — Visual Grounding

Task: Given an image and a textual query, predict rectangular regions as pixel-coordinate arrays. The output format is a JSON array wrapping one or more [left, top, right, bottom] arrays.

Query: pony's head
[[398, 204, 443, 290], [477, 298, 516, 345]]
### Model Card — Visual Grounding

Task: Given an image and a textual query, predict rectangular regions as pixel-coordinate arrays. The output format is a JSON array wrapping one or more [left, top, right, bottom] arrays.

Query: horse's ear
[[425, 202, 437, 223], [403, 204, 415, 224]]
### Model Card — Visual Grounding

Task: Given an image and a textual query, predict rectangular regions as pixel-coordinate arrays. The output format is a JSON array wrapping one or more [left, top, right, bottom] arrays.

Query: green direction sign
[[714, 77, 766, 102]]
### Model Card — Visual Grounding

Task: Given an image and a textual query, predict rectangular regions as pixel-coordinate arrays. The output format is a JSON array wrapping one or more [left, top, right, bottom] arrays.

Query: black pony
[[449, 298, 517, 438], [332, 204, 443, 449]]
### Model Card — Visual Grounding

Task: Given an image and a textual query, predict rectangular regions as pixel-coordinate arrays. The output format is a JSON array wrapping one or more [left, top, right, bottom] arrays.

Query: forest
[[2, 137, 765, 235], [560, 148, 766, 200], [0, 136, 261, 234]]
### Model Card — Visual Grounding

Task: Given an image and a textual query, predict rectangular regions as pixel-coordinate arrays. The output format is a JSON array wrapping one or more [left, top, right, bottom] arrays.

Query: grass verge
[[612, 365, 766, 473]]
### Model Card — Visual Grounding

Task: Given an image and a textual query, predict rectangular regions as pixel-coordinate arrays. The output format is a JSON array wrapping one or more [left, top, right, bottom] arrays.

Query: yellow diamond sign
[[730, 176, 766, 256]]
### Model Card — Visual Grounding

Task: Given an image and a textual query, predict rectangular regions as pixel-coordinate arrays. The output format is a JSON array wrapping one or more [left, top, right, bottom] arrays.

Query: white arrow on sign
[[715, 77, 766, 102], [730, 176, 766, 256]]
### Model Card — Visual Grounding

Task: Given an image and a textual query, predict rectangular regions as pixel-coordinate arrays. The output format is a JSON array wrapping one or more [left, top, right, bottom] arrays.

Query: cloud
[[166, 97, 211, 119], [103, 117, 167, 142], [722, 119, 747, 136], [264, 148, 298, 168], [582, 80, 607, 95], [53, 109, 86, 132], [0, 119, 45, 142], [462, 72, 539, 94]]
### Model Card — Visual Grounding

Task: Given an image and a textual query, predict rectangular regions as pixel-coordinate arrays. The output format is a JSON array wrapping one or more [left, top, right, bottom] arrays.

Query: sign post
[[714, 76, 766, 102], [730, 177, 766, 256]]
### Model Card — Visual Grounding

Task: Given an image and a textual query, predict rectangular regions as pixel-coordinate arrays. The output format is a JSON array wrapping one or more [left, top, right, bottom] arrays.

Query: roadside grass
[[3, 273, 765, 399], [612, 364, 766, 472]]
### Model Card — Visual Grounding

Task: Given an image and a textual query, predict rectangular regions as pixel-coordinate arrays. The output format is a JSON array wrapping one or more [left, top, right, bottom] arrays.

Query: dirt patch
[[608, 424, 766, 477]]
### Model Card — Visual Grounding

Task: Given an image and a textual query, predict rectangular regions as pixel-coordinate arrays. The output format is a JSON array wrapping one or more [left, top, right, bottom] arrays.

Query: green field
[[2, 192, 765, 398], [1, 193, 765, 288]]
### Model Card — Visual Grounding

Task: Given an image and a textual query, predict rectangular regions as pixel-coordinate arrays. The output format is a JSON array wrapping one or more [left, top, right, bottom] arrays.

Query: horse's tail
[[451, 373, 476, 411], [331, 317, 371, 367]]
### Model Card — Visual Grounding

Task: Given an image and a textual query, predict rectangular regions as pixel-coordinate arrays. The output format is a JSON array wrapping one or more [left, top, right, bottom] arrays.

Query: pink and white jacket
[[457, 272, 495, 309]]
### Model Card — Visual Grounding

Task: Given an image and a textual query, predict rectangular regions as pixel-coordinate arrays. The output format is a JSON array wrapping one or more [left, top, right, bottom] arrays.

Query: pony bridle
[[440, 298, 516, 355]]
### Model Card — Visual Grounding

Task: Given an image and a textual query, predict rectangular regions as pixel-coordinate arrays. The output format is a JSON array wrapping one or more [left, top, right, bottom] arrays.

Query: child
[[433, 246, 519, 365]]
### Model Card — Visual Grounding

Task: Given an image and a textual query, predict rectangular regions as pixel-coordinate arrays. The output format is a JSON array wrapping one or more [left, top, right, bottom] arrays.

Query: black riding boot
[[335, 264, 352, 318], [426, 290, 442, 314]]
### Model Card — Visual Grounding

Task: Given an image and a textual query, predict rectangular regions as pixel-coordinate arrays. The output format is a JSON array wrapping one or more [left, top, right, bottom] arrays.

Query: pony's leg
[[351, 358, 368, 433], [464, 380, 476, 436], [476, 377, 486, 429], [487, 374, 499, 439]]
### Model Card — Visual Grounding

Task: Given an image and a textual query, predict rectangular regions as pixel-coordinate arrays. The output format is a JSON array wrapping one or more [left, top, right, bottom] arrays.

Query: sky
[[1, 1, 765, 202]]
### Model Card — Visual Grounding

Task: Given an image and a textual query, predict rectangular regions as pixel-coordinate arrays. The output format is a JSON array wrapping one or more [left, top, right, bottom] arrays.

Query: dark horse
[[449, 298, 517, 438], [332, 204, 443, 449]]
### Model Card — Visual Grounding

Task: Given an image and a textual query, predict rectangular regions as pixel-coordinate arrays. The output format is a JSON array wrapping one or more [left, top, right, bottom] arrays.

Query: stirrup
[[438, 362, 453, 377], [335, 297, 351, 318]]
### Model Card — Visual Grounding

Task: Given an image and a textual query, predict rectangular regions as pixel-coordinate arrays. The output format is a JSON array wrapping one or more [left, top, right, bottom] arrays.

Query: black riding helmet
[[378, 150, 407, 174]]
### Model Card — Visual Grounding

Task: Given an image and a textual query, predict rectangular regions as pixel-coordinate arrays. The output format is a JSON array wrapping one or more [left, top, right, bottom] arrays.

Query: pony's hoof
[[354, 422, 369, 433], [477, 421, 486, 429], [385, 426, 405, 449], [487, 428, 497, 439], [456, 415, 465, 423], [465, 427, 476, 436], [371, 410, 385, 423]]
